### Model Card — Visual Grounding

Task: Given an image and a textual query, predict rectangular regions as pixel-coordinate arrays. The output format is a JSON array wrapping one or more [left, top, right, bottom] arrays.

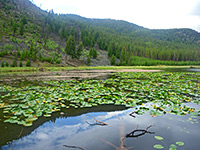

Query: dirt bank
[[0, 69, 161, 83]]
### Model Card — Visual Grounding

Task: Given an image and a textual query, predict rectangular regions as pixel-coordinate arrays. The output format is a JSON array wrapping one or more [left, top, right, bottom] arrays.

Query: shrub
[[11, 57, 17, 67], [87, 56, 91, 65], [26, 60, 31, 67], [1, 61, 4, 67], [19, 61, 23, 67], [5, 62, 9, 67]]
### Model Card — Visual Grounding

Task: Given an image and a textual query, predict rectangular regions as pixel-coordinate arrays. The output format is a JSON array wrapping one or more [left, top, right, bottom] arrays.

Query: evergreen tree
[[11, 57, 17, 67], [120, 47, 126, 65], [89, 47, 97, 59], [69, 26, 75, 36], [92, 48, 97, 59], [110, 55, 115, 65], [20, 23, 24, 36], [5, 62, 9, 67], [26, 60, 31, 67], [29, 41, 34, 55], [19, 61, 23, 67], [12, 22, 17, 35], [21, 16, 27, 25], [65, 35, 76, 57], [1, 61, 4, 67], [87, 56, 91, 65], [77, 42, 83, 59]]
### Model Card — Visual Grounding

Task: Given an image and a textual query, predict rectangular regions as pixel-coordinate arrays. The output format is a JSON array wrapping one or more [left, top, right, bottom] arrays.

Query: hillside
[[0, 0, 200, 67]]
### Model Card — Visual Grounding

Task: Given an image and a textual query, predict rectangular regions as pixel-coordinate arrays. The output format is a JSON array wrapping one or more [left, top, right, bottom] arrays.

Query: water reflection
[[2, 104, 200, 150], [163, 68, 200, 72], [187, 69, 200, 72], [0, 105, 127, 147]]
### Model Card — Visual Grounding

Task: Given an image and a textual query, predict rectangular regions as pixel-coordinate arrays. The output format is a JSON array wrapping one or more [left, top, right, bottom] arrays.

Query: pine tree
[[21, 16, 27, 25], [65, 35, 76, 56], [19, 61, 23, 67], [20, 23, 24, 36], [1, 61, 4, 67], [110, 55, 115, 65], [26, 60, 31, 67], [120, 47, 126, 65], [92, 48, 97, 59], [87, 56, 91, 65], [77, 42, 83, 59], [12, 22, 17, 35]]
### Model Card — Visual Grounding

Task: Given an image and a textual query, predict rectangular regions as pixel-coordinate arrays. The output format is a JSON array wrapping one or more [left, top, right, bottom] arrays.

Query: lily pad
[[176, 141, 184, 146], [155, 136, 164, 140], [153, 144, 164, 149]]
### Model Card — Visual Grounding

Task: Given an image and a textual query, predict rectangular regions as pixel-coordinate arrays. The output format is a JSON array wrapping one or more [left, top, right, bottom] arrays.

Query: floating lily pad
[[176, 141, 184, 146], [153, 144, 164, 149], [155, 136, 164, 141]]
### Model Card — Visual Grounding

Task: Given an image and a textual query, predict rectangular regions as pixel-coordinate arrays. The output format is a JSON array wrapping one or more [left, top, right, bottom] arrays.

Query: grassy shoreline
[[0, 65, 200, 73]]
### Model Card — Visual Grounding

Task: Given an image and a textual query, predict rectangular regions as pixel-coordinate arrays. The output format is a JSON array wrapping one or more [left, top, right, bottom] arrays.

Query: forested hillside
[[0, 0, 200, 67]]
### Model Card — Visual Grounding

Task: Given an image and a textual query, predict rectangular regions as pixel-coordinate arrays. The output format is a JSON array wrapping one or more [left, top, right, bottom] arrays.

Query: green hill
[[0, 0, 200, 67]]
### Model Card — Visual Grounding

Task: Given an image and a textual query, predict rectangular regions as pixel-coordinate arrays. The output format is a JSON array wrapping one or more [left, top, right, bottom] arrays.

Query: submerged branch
[[18, 128, 24, 138], [86, 114, 108, 126]]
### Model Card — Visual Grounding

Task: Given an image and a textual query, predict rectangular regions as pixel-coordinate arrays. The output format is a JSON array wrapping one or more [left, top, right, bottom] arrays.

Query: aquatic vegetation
[[153, 135, 184, 150], [0, 72, 200, 126]]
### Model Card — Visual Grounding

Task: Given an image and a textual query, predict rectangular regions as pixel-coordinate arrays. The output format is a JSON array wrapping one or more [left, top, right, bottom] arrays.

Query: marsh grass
[[0, 66, 200, 74]]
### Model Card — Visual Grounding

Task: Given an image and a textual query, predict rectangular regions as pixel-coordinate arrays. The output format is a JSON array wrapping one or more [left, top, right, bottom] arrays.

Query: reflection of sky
[[2, 106, 200, 150]]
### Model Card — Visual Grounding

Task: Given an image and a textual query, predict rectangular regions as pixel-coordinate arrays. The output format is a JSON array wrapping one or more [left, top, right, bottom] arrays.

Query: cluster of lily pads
[[0, 72, 200, 126], [154, 136, 184, 150]]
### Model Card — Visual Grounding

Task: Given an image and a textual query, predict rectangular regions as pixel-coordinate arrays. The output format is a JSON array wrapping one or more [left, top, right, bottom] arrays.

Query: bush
[[5, 62, 9, 67], [26, 60, 31, 67], [87, 56, 91, 65], [11, 58, 17, 67], [55, 59, 61, 64], [1, 61, 4, 67], [19, 61, 23, 67]]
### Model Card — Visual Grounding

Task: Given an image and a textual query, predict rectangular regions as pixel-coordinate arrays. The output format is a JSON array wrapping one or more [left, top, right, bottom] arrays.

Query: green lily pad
[[176, 141, 184, 146], [155, 136, 164, 140], [169, 144, 177, 150], [153, 144, 164, 149]]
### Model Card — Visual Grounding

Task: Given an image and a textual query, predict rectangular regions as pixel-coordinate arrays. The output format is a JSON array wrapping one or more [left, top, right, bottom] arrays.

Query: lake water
[[1, 104, 200, 150], [0, 68, 200, 150]]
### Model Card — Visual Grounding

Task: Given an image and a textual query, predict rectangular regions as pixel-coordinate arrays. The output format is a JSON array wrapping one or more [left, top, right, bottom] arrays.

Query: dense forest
[[0, 0, 200, 67]]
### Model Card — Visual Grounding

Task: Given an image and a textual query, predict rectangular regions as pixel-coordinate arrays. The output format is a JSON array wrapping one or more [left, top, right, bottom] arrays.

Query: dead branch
[[129, 112, 136, 118], [63, 145, 86, 150], [86, 114, 108, 126], [18, 128, 24, 138], [125, 125, 154, 138]]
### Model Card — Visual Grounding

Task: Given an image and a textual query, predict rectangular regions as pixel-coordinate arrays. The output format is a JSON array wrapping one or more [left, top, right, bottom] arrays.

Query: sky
[[32, 0, 200, 32]]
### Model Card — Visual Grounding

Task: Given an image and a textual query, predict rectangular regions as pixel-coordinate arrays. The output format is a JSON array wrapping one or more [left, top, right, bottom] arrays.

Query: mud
[[0, 69, 161, 83]]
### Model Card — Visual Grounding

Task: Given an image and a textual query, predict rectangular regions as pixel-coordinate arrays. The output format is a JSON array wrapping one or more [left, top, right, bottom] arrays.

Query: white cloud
[[32, 0, 200, 31]]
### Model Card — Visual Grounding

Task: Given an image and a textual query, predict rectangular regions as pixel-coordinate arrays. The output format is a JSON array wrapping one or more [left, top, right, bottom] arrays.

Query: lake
[[0, 68, 200, 150]]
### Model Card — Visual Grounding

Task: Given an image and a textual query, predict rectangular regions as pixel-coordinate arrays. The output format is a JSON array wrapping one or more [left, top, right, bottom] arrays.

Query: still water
[[1, 68, 200, 150], [1, 103, 200, 150]]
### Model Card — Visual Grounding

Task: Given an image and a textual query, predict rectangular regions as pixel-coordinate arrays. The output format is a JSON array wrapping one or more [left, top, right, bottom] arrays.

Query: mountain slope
[[0, 0, 200, 67]]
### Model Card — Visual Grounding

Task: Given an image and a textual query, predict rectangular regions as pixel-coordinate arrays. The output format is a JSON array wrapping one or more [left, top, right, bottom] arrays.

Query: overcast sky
[[32, 0, 200, 32]]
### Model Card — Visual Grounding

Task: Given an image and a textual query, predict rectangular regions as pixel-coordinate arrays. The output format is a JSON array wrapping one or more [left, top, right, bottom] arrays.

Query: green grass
[[0, 65, 200, 74]]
